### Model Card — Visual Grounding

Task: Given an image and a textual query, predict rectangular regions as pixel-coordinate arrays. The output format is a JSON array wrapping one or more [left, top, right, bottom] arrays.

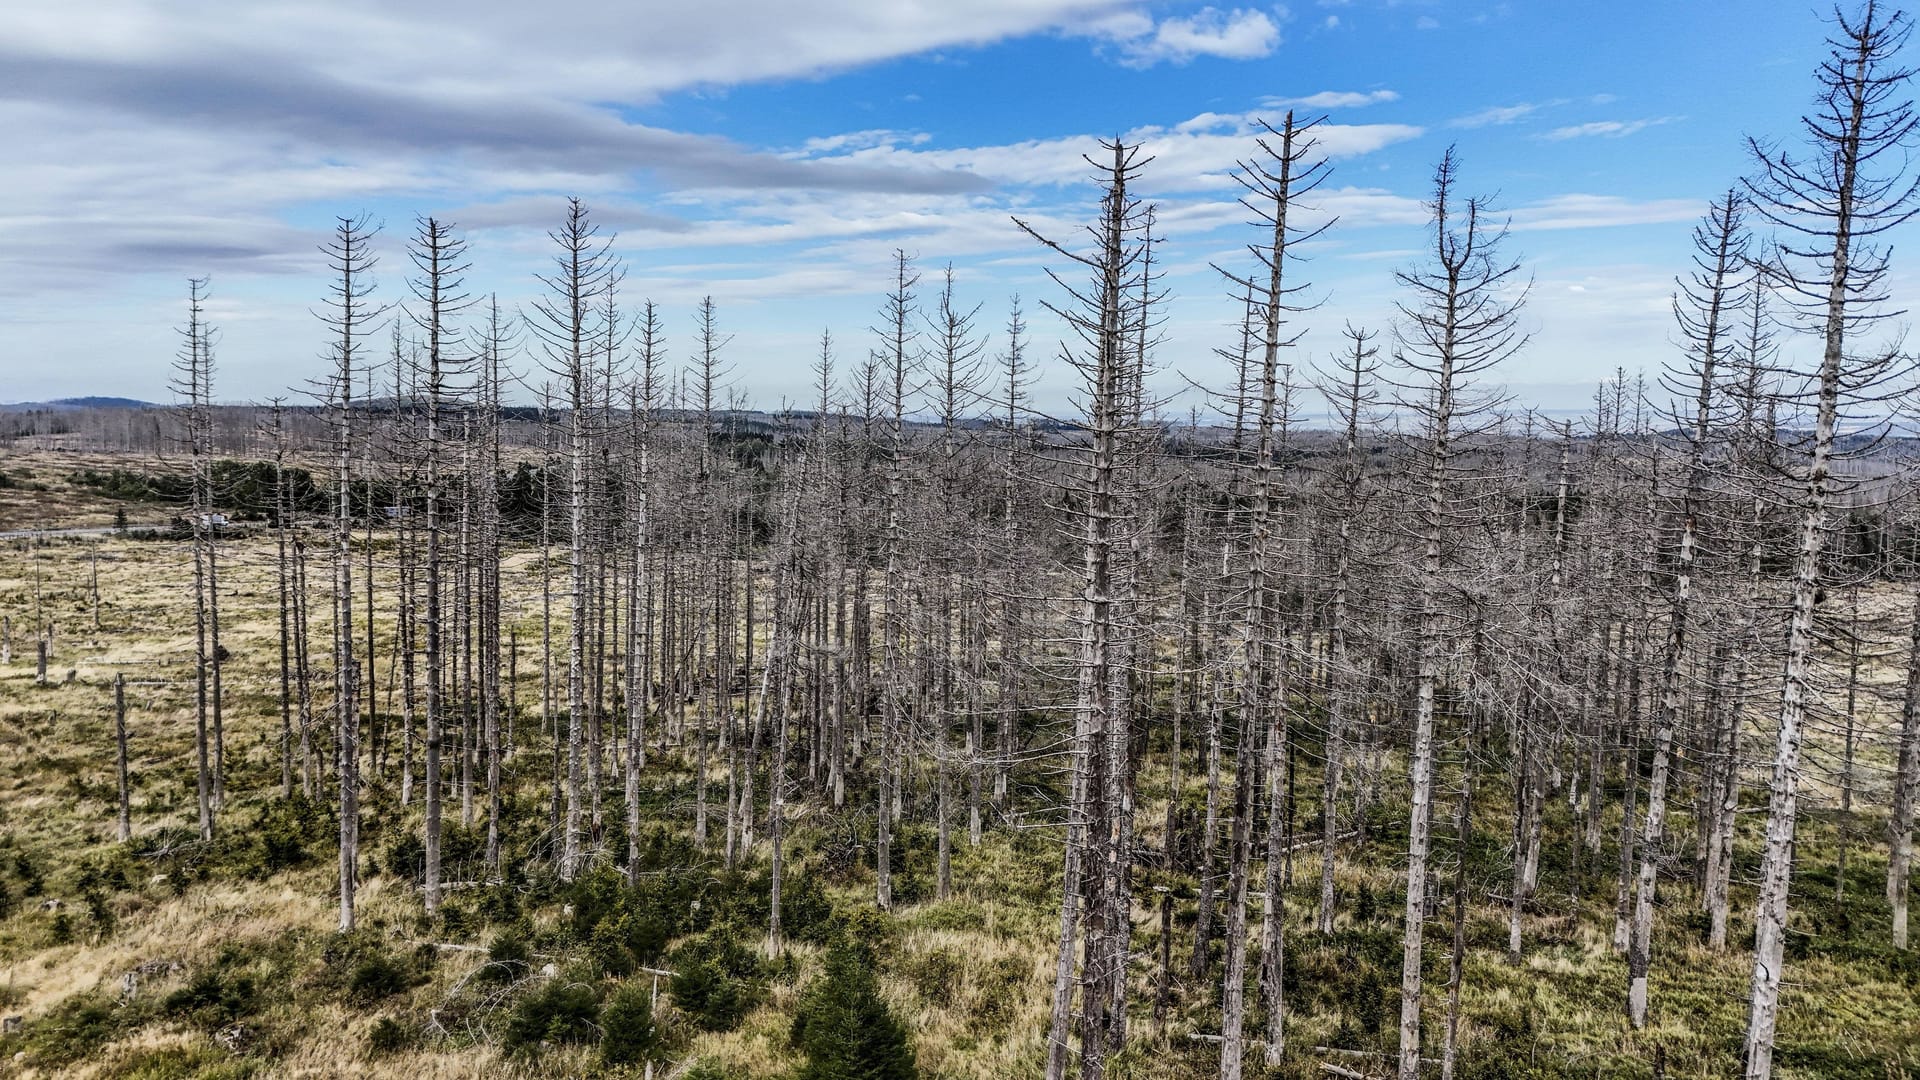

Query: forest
[[2, 4, 1920, 1080]]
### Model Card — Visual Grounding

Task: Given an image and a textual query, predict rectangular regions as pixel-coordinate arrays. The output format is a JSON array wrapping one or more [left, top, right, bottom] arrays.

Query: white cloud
[[1540, 117, 1679, 141], [0, 0, 1758, 411], [1173, 111, 1249, 133], [1508, 194, 1701, 231], [1261, 89, 1400, 110], [819, 111, 1423, 192], [1091, 6, 1284, 67], [1415, 15, 1439, 30], [1450, 102, 1542, 127], [793, 129, 933, 156]]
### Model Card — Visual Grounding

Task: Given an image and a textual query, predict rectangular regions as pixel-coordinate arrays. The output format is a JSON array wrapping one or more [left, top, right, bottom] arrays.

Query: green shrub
[[13, 851, 45, 897], [503, 979, 601, 1053], [590, 917, 637, 978], [475, 882, 523, 926], [671, 957, 749, 1033], [20, 993, 151, 1067], [366, 1016, 412, 1057], [568, 867, 630, 940], [221, 796, 331, 880], [781, 871, 835, 944], [599, 981, 660, 1067], [348, 953, 419, 1005], [1354, 968, 1386, 1038], [483, 927, 532, 984], [163, 970, 260, 1030], [621, 907, 673, 967], [790, 939, 916, 1080]]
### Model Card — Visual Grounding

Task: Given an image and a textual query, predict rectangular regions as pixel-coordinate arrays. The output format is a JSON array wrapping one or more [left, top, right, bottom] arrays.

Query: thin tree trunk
[[115, 673, 130, 843]]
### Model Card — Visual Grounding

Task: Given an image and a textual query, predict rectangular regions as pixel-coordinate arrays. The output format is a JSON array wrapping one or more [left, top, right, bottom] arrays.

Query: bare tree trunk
[[1218, 718, 1257, 1080], [274, 406, 295, 799], [1890, 588, 1920, 949], [115, 673, 130, 843], [1439, 774, 1471, 1080], [208, 511, 225, 809], [1260, 689, 1289, 1066], [1193, 604, 1225, 981]]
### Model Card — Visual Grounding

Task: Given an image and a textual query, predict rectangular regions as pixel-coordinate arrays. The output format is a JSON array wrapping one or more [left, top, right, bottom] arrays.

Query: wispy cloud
[[818, 108, 1421, 193], [1540, 117, 1679, 141], [1509, 194, 1700, 230], [0, 47, 991, 195], [1260, 89, 1400, 110], [792, 129, 933, 156], [1450, 102, 1544, 128]]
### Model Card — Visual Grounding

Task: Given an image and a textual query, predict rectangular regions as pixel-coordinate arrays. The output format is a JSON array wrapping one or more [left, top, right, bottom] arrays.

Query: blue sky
[[0, 1, 1899, 417]]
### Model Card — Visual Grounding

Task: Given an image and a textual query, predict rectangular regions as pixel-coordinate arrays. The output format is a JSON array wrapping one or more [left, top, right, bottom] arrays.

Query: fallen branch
[[1313, 1047, 1438, 1064], [409, 939, 558, 960]]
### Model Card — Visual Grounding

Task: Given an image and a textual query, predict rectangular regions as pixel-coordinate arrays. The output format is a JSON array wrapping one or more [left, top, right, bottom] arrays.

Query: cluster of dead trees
[[1025, 6, 1920, 1080], [132, 4, 1920, 1079]]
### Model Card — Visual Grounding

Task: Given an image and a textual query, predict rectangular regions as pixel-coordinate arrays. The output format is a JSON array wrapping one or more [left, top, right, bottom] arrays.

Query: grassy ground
[[0, 450, 190, 532], [0, 453, 1915, 1078]]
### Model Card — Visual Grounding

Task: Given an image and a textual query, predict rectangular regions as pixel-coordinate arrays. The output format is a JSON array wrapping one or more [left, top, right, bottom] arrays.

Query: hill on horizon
[[0, 396, 153, 412]]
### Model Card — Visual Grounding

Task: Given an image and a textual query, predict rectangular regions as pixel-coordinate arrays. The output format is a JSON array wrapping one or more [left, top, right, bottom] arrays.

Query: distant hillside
[[0, 396, 153, 412]]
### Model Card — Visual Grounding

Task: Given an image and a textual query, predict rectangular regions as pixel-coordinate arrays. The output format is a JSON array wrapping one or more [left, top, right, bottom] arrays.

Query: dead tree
[[408, 215, 471, 911], [1019, 138, 1153, 1080], [873, 251, 919, 911], [477, 295, 510, 872], [529, 198, 620, 882], [925, 265, 987, 891], [320, 215, 384, 932], [171, 276, 217, 842], [996, 300, 1029, 821], [1891, 584, 1920, 948], [1311, 324, 1380, 936], [624, 301, 663, 886], [686, 296, 732, 853], [1628, 190, 1748, 1027], [1212, 109, 1331, 1077], [1740, 5, 1919, 1072], [1389, 148, 1526, 1080], [270, 401, 295, 799]]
